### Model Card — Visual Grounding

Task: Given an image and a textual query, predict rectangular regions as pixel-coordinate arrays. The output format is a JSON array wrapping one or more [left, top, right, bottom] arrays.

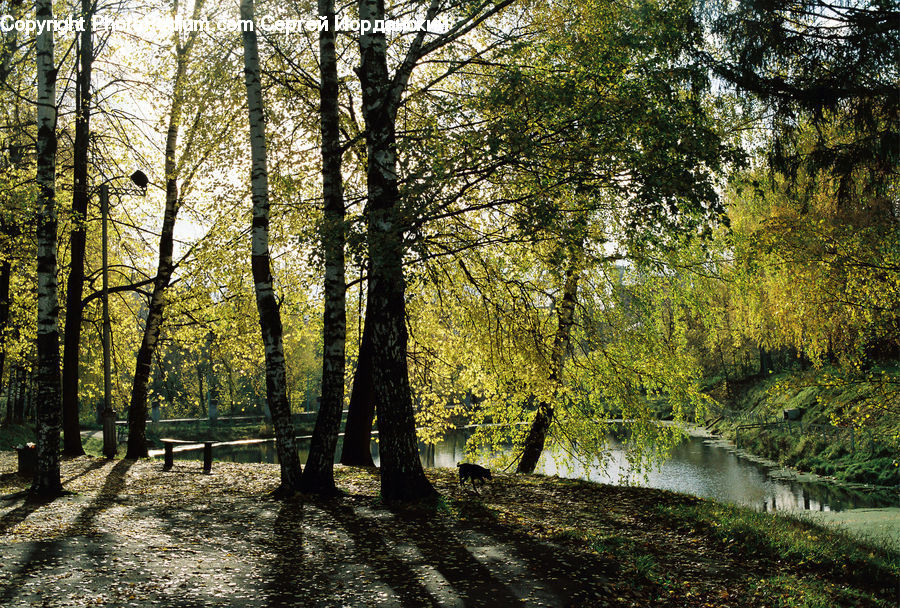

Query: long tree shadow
[[319, 498, 445, 607], [68, 458, 133, 531], [448, 498, 614, 605], [0, 458, 111, 535], [393, 508, 526, 607], [0, 458, 135, 606], [0, 495, 54, 535], [264, 497, 321, 606], [61, 456, 109, 485]]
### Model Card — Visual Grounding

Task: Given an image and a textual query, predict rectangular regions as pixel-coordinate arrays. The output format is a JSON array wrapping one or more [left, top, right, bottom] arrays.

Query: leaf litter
[[0, 452, 895, 607]]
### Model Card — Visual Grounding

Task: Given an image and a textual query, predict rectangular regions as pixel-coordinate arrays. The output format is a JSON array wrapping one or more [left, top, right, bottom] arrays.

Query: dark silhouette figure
[[457, 462, 492, 493]]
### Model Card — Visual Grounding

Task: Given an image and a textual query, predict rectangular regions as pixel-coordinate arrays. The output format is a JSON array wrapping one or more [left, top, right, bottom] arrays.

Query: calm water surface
[[170, 430, 895, 512]]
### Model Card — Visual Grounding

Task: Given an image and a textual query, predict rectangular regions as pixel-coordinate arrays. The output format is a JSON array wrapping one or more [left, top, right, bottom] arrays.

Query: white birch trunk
[[33, 0, 62, 495], [301, 0, 347, 494], [127, 0, 203, 458], [241, 0, 302, 494]]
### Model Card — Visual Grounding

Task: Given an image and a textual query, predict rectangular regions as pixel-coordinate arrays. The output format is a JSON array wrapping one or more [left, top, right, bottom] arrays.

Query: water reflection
[[170, 431, 894, 512]]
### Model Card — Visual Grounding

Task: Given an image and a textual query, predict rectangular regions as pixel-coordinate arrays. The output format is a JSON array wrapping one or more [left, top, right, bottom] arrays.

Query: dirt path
[[0, 455, 894, 607], [0, 456, 617, 607]]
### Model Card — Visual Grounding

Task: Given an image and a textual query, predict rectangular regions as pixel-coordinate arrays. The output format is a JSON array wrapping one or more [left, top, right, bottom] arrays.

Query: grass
[[81, 434, 106, 457], [739, 426, 900, 485], [656, 499, 899, 594], [143, 421, 279, 446], [748, 575, 883, 608], [1, 455, 897, 606], [0, 423, 35, 451], [0, 421, 292, 458], [140, 419, 329, 447]]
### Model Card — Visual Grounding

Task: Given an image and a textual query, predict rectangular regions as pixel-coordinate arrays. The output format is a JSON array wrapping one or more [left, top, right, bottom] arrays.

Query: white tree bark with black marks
[[349, 0, 516, 501], [126, 0, 204, 459], [357, 0, 437, 502], [241, 0, 302, 494], [32, 0, 62, 495], [301, 0, 347, 495]]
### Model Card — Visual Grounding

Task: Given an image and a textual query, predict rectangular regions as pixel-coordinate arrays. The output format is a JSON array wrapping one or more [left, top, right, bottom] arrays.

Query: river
[[167, 428, 897, 514]]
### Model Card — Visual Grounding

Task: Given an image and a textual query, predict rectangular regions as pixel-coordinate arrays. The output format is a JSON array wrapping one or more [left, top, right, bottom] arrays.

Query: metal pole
[[101, 184, 116, 458]]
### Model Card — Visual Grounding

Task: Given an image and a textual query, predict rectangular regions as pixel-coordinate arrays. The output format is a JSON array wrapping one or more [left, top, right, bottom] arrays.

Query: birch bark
[[357, 0, 436, 501], [241, 0, 302, 494], [126, 0, 203, 458], [301, 0, 347, 494], [33, 0, 63, 495]]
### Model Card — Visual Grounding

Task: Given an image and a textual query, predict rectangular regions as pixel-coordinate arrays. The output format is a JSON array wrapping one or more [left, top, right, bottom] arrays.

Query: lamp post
[[100, 183, 115, 458], [99, 171, 147, 459]]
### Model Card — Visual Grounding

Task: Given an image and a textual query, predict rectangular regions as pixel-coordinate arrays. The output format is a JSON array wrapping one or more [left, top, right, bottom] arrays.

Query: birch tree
[[32, 0, 63, 495], [516, 244, 582, 473], [241, 0, 302, 494], [354, 0, 515, 501], [356, 0, 433, 502], [340, 286, 375, 467], [301, 0, 347, 495], [126, 0, 205, 458]]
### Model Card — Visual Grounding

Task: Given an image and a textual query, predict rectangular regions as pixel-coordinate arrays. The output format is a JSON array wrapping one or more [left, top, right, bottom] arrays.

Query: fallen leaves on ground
[[0, 453, 894, 607]]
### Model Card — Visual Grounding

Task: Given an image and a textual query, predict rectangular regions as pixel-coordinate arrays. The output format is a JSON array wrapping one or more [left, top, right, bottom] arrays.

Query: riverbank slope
[[707, 368, 899, 487], [1, 454, 896, 607]]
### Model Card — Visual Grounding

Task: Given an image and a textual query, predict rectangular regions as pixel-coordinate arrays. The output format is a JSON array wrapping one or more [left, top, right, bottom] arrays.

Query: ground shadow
[[395, 508, 526, 606], [0, 494, 54, 535], [264, 498, 320, 606], [320, 498, 444, 606], [0, 458, 135, 606], [68, 458, 134, 532], [61, 456, 109, 485], [447, 496, 615, 605]]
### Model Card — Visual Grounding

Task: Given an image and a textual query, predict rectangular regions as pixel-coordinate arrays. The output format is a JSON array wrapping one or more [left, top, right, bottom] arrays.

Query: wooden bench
[[160, 438, 215, 473]]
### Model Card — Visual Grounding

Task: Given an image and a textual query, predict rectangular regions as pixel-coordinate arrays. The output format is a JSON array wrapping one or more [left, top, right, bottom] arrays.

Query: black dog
[[457, 462, 492, 493]]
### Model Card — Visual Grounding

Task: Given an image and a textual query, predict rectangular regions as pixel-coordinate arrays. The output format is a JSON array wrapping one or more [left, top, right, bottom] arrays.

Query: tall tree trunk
[[340, 292, 376, 467], [11, 365, 25, 425], [32, 0, 63, 495], [758, 345, 772, 376], [126, 2, 202, 459], [0, 257, 10, 402], [301, 0, 347, 495], [358, 0, 436, 502], [16, 365, 26, 424], [4, 365, 12, 425], [25, 366, 34, 421], [197, 364, 205, 416], [61, 2, 93, 457], [516, 259, 580, 474], [241, 0, 302, 494], [0, 0, 24, 409]]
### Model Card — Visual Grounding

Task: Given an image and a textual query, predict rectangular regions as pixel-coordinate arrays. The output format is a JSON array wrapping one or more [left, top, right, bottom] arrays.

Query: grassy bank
[[1, 423, 109, 459], [0, 424, 35, 452], [710, 369, 900, 487], [0, 454, 897, 607]]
